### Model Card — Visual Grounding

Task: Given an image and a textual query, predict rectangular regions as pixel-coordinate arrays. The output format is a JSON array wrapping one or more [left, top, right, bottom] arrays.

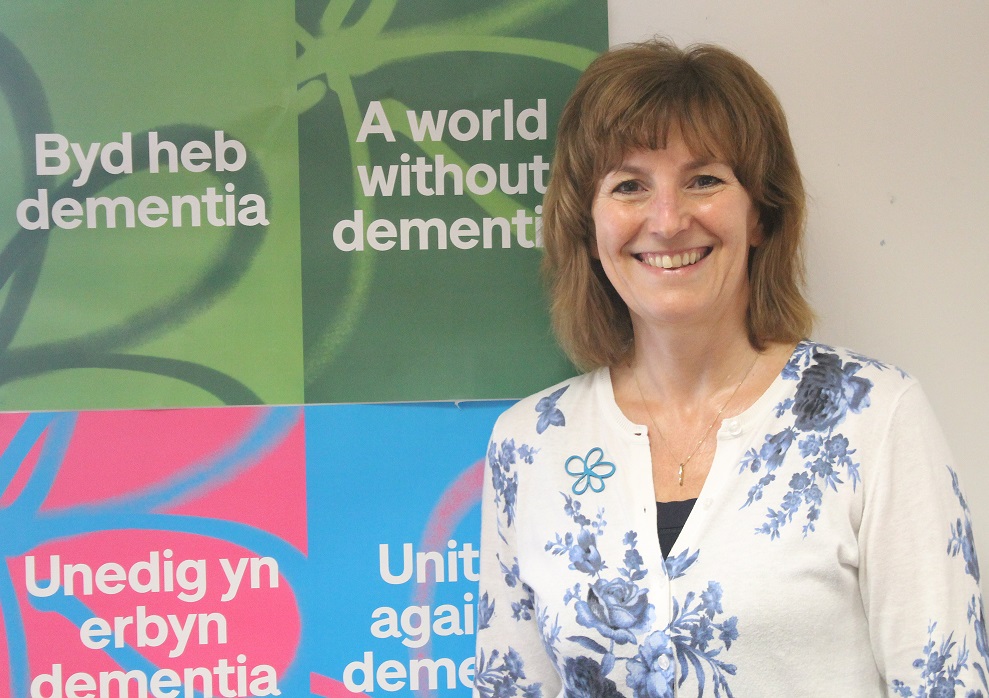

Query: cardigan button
[[724, 419, 742, 436], [658, 655, 671, 670]]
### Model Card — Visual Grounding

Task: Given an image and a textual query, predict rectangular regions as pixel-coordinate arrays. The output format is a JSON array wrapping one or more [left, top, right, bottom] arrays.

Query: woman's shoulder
[[786, 340, 915, 388], [781, 340, 924, 423], [491, 367, 608, 437]]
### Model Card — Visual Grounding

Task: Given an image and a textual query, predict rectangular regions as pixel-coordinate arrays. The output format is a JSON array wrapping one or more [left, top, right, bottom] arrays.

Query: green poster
[[298, 0, 606, 402], [0, 2, 304, 410]]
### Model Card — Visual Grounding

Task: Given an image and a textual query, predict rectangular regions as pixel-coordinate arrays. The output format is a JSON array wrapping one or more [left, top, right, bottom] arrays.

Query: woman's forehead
[[599, 138, 730, 176]]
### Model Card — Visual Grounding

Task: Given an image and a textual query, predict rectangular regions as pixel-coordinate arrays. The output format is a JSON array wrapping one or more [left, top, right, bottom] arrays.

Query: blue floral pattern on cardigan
[[890, 467, 989, 697], [544, 496, 739, 696], [739, 342, 898, 538]]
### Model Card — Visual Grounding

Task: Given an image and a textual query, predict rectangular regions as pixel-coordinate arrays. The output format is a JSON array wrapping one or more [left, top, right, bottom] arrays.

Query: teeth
[[643, 250, 704, 269]]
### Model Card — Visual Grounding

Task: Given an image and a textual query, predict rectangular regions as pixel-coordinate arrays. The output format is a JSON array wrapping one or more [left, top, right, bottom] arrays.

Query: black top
[[657, 498, 697, 559]]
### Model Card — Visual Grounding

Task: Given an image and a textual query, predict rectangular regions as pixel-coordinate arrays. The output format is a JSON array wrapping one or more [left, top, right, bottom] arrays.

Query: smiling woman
[[474, 38, 988, 698]]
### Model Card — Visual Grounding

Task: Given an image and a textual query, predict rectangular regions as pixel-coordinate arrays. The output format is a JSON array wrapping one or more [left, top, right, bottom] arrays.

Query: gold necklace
[[633, 355, 759, 487]]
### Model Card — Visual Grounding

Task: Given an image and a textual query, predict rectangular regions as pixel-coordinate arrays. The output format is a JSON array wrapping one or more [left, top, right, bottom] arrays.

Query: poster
[[0, 3, 304, 411], [297, 0, 604, 402], [1, 401, 507, 697], [305, 402, 504, 695], [0, 1, 606, 411]]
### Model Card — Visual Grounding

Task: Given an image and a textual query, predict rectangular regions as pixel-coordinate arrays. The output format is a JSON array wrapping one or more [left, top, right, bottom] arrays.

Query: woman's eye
[[612, 180, 642, 194], [692, 174, 725, 189]]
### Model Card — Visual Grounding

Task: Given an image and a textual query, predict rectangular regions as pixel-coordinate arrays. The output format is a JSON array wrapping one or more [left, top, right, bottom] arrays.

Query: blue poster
[[305, 401, 510, 696]]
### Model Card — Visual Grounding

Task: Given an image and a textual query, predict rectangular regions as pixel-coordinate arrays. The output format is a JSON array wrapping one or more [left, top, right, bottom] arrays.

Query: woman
[[474, 39, 987, 697]]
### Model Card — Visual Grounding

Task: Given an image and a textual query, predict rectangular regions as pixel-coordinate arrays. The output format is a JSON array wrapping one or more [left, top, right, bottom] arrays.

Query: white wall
[[609, 1, 989, 591]]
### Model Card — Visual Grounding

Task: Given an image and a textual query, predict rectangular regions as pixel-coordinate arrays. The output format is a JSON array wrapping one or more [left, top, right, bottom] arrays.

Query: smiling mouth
[[637, 248, 710, 270]]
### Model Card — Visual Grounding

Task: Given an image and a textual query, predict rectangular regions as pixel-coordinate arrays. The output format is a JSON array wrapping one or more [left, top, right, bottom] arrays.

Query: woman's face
[[591, 132, 762, 336]]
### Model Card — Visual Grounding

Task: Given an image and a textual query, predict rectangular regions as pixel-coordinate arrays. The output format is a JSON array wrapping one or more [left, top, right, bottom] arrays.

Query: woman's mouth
[[637, 248, 710, 270]]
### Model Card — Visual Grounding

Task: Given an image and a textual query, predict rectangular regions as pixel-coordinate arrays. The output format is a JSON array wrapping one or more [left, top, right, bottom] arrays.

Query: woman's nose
[[647, 189, 688, 238]]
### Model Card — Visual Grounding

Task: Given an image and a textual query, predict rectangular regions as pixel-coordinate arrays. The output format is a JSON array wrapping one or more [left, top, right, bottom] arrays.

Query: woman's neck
[[624, 318, 760, 406]]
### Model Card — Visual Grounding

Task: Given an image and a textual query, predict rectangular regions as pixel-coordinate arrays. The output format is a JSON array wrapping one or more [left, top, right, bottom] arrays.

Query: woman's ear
[[749, 216, 765, 247]]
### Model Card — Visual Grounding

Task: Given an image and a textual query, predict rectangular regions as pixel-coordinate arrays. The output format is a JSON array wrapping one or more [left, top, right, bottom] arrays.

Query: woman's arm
[[859, 382, 988, 696], [474, 430, 561, 698]]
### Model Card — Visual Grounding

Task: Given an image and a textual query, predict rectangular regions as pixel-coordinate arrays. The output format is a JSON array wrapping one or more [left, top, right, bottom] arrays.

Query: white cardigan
[[474, 342, 988, 697]]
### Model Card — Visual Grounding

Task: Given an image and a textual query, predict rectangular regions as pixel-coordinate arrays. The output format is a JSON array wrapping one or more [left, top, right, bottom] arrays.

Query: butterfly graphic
[[535, 385, 569, 434]]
